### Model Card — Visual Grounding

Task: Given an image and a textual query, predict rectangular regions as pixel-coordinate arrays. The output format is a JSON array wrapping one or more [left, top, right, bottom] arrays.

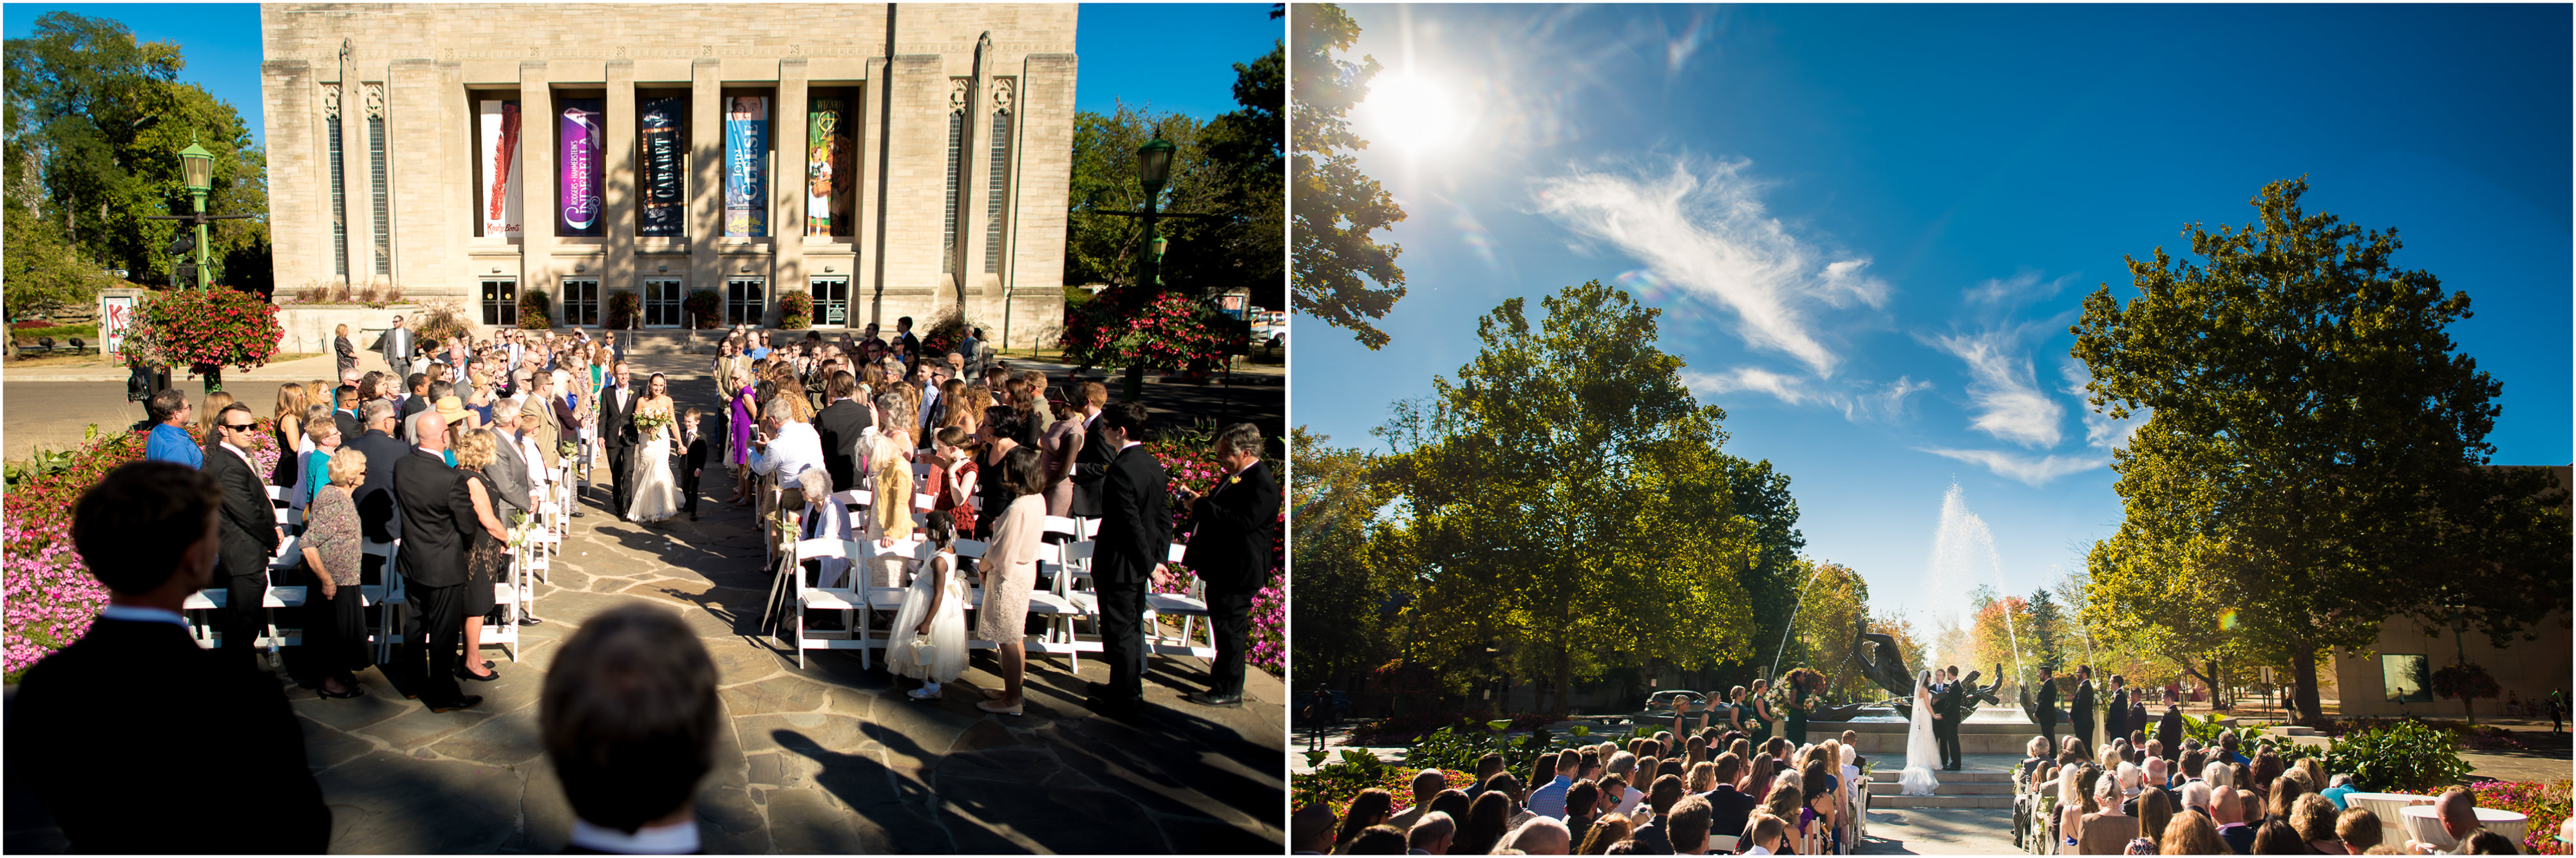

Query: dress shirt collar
[[100, 604, 189, 627], [417, 445, 446, 458], [567, 817, 701, 855], [1118, 440, 1143, 453], [219, 441, 256, 466]]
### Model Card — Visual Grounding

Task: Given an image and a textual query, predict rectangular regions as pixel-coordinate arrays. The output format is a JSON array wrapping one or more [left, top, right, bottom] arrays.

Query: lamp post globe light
[[177, 140, 214, 290]]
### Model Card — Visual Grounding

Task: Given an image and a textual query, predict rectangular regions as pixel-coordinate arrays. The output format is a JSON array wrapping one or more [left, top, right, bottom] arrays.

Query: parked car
[[1640, 689, 1709, 720]]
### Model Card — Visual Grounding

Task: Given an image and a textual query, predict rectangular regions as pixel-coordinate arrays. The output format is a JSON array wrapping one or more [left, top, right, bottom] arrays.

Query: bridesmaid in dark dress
[[453, 430, 509, 681]]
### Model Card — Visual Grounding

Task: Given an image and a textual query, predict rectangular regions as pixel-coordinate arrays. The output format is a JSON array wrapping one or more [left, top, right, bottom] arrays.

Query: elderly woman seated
[[793, 469, 854, 587]]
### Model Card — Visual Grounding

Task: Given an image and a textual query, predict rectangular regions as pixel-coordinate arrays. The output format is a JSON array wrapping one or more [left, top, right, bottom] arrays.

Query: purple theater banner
[[478, 100, 522, 238], [559, 98, 603, 236], [639, 97, 685, 237], [723, 95, 768, 238]]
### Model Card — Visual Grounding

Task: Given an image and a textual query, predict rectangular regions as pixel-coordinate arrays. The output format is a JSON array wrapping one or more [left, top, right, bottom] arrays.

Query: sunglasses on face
[[223, 422, 257, 431]]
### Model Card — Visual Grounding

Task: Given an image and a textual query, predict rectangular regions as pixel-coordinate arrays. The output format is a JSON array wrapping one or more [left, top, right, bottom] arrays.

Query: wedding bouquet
[[632, 412, 675, 434]]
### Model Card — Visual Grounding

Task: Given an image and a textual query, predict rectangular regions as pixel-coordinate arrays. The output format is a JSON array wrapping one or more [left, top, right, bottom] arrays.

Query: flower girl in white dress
[[887, 515, 967, 701]]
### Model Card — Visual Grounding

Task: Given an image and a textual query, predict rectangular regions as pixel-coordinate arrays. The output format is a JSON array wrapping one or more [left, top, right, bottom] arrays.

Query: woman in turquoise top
[[301, 409, 343, 507]]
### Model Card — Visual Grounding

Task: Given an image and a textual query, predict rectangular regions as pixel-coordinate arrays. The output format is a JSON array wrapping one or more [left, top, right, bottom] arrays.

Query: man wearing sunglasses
[[202, 403, 284, 669]]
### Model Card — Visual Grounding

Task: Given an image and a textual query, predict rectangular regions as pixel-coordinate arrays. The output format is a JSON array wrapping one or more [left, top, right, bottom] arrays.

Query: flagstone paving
[[5, 485, 1286, 854]]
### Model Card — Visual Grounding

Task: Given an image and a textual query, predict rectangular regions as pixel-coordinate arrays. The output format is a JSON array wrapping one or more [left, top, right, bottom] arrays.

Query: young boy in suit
[[681, 408, 710, 520]]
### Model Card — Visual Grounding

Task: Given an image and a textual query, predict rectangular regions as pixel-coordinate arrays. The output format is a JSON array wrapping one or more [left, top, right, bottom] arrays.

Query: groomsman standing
[[2105, 675, 2130, 751], [1085, 403, 1170, 716], [2036, 664, 2060, 749], [1177, 424, 1278, 709]]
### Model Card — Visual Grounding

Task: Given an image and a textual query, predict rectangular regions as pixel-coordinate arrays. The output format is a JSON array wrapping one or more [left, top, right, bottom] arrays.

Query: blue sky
[[3, 3, 1283, 147], [1296, 4, 2573, 631]]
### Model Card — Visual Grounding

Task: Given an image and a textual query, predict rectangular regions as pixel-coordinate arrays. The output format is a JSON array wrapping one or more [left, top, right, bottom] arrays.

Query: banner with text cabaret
[[559, 98, 604, 236], [478, 100, 523, 238], [639, 97, 685, 237], [723, 95, 768, 237]]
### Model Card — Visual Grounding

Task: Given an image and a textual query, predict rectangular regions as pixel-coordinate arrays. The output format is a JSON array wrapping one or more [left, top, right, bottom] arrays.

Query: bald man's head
[[1408, 812, 1456, 855]]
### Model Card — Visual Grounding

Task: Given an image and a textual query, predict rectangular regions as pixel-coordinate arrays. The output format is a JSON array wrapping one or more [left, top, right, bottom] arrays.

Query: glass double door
[[643, 278, 684, 328], [725, 277, 766, 326], [811, 276, 850, 328]]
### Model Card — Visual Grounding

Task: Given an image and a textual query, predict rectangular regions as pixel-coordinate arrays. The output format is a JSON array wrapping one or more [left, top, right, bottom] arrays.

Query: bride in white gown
[[1899, 669, 1942, 796], [625, 373, 683, 523]]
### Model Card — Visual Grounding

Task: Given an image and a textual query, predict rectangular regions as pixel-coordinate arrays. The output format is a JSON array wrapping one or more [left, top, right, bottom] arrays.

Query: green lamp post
[[1122, 135, 1178, 399], [178, 140, 214, 289]]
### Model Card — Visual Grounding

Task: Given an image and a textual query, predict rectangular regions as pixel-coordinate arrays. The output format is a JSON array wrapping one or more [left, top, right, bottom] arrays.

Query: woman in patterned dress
[[299, 448, 369, 698]]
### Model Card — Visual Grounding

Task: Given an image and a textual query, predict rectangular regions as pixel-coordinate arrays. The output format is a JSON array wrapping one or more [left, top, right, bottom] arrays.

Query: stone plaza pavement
[[5, 487, 1287, 854]]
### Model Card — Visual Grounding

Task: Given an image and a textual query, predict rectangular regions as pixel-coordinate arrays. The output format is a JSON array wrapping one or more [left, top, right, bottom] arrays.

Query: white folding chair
[[1144, 542, 1214, 660], [478, 532, 533, 664], [361, 537, 406, 664], [855, 537, 927, 669]]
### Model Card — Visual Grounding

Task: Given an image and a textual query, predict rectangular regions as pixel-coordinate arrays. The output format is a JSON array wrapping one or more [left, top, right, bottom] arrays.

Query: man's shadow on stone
[[770, 727, 960, 853]]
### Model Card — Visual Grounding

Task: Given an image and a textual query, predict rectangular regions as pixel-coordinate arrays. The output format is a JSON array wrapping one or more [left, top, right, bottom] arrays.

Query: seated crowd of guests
[[1298, 729, 1871, 855], [2019, 729, 2523, 855]]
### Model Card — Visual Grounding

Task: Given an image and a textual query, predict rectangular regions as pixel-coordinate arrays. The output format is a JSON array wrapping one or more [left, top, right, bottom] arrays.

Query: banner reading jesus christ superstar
[[723, 95, 768, 238]]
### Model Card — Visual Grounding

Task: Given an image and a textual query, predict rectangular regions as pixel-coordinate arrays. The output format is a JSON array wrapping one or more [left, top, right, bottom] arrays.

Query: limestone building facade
[[261, 4, 1074, 346]]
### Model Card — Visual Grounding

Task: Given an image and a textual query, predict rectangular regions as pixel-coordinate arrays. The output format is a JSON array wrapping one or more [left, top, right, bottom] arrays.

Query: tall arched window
[[983, 79, 1013, 274]]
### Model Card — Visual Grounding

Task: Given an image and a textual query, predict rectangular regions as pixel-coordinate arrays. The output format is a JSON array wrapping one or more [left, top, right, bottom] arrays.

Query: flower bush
[[413, 303, 472, 343], [920, 308, 990, 357], [685, 290, 721, 329], [777, 291, 813, 330], [517, 289, 553, 330], [2, 419, 281, 680], [2469, 779, 2571, 855], [1290, 758, 1474, 819], [606, 291, 642, 330], [1349, 711, 1557, 748], [127, 286, 283, 377], [2329, 718, 2474, 793], [1059, 288, 1247, 374]]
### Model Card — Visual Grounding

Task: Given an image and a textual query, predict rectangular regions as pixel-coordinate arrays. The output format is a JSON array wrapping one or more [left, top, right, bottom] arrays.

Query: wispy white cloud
[[1685, 368, 1931, 424], [1928, 331, 2064, 449], [1964, 269, 2070, 306], [1843, 376, 1933, 423], [2060, 362, 2148, 450], [1919, 448, 2108, 486], [1534, 156, 1883, 378], [1684, 366, 1817, 405]]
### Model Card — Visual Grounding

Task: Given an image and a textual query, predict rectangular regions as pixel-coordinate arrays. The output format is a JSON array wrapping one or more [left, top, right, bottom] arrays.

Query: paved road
[[3, 460, 1287, 853]]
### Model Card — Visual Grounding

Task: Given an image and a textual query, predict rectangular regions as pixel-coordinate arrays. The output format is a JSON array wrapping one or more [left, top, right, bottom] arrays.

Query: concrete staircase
[[1868, 770, 2016, 810]]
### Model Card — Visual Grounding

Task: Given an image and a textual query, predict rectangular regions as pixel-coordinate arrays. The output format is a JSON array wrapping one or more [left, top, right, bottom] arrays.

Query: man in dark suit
[[6, 462, 332, 852], [812, 371, 869, 492], [1086, 402, 1170, 714], [2036, 664, 2060, 750], [1938, 665, 1967, 770], [1700, 754, 1759, 844], [332, 384, 362, 441], [2105, 675, 2130, 753], [1067, 382, 1112, 518], [1177, 423, 1279, 709], [202, 403, 282, 669], [2157, 701, 2186, 762], [348, 400, 410, 543], [394, 412, 482, 712], [2071, 664, 2098, 751], [598, 360, 639, 516]]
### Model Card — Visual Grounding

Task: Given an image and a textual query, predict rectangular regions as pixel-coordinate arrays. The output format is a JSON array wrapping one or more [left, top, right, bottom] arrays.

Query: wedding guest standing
[[395, 413, 482, 713], [6, 463, 332, 853], [301, 449, 370, 698], [814, 371, 871, 492], [376, 313, 413, 370], [204, 403, 280, 669], [542, 604, 719, 854], [454, 430, 511, 682], [1038, 395, 1086, 517], [142, 389, 202, 467], [974, 447, 1045, 716], [1177, 423, 1278, 709], [335, 322, 359, 376], [1087, 402, 1171, 716], [2106, 676, 2130, 754], [269, 383, 310, 487]]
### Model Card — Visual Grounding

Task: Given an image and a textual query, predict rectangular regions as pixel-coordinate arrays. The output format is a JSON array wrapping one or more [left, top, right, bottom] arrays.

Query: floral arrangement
[[126, 286, 283, 377], [1058, 288, 1247, 374], [632, 411, 675, 435], [2469, 779, 2571, 855], [4, 419, 282, 680], [776, 291, 814, 330]]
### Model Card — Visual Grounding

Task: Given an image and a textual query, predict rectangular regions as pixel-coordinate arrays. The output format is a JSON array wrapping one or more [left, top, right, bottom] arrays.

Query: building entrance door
[[562, 278, 600, 327], [725, 277, 766, 326], [810, 276, 850, 328], [643, 277, 683, 328], [480, 278, 519, 326]]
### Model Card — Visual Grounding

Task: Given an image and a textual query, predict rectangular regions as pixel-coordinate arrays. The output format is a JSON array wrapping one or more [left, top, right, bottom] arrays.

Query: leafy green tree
[[1290, 3, 1406, 349], [1368, 281, 1764, 716], [1289, 425, 1401, 694], [1065, 104, 1204, 290], [2070, 178, 2568, 720], [1786, 560, 1873, 699], [4, 12, 269, 294], [2025, 588, 2067, 671], [1065, 34, 1283, 312], [1727, 458, 1807, 675]]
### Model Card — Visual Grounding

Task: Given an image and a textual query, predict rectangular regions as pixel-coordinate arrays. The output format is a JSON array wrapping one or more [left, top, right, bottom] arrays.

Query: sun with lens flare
[[1361, 69, 1466, 153]]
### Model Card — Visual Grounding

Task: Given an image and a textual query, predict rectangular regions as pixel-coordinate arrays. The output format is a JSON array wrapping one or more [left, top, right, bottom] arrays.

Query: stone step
[[1866, 770, 2012, 783], [1869, 780, 2012, 796], [1867, 794, 2016, 810], [2267, 725, 2317, 737]]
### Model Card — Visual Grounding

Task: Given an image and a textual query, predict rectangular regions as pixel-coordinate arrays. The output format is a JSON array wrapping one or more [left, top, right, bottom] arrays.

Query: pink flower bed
[[5, 420, 283, 680]]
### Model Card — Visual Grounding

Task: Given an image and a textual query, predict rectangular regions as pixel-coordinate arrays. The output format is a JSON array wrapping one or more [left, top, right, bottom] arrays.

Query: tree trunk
[[2289, 648, 2322, 725], [1552, 644, 1574, 720]]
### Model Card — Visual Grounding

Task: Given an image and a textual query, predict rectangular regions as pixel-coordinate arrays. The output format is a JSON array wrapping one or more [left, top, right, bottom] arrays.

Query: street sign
[[100, 294, 136, 357]]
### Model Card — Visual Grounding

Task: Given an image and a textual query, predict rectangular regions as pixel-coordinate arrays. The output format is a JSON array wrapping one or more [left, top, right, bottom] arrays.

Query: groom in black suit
[[598, 360, 639, 516], [1938, 666, 1967, 770]]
